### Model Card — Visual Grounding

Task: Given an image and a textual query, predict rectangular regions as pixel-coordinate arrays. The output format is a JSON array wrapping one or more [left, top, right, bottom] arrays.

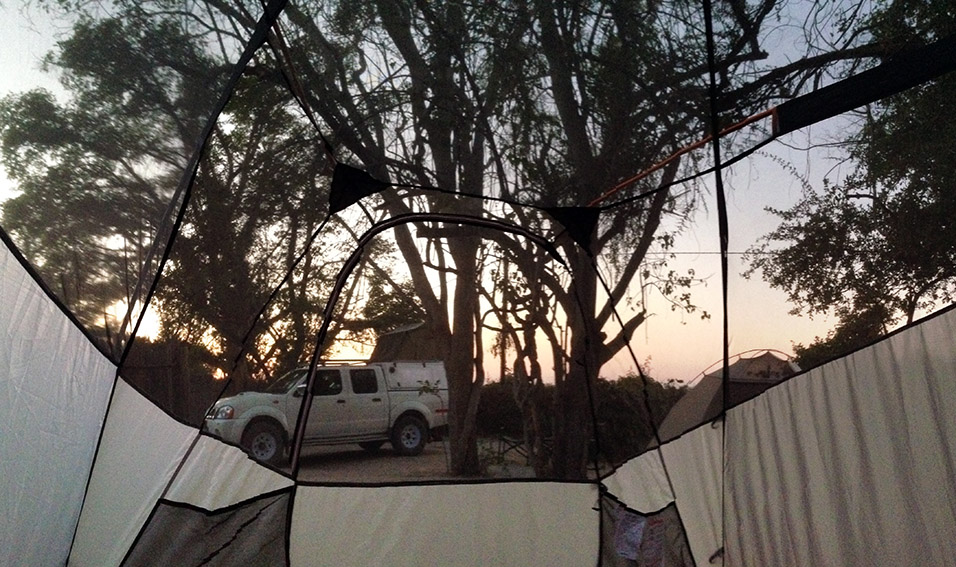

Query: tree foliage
[[0, 5, 420, 386], [0, 15, 222, 333], [747, 0, 956, 365], [0, 0, 906, 476], [477, 373, 685, 469], [791, 304, 890, 370]]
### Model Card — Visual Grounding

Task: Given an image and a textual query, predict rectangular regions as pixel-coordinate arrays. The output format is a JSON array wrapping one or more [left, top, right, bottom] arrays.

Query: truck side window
[[313, 369, 342, 396], [350, 369, 378, 394]]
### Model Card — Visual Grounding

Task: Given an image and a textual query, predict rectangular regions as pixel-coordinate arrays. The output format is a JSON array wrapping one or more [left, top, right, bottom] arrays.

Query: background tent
[[368, 322, 447, 362], [655, 350, 799, 443]]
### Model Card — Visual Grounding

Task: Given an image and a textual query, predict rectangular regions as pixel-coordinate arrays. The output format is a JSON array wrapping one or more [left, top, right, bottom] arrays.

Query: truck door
[[303, 369, 350, 439], [346, 368, 389, 435]]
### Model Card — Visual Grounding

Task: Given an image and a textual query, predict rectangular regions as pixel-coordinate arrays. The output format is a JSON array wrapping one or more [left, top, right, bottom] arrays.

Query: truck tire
[[390, 415, 427, 456], [242, 420, 286, 466]]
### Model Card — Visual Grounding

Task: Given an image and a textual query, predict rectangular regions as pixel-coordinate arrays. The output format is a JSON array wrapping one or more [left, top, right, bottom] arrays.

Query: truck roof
[[316, 360, 447, 391]]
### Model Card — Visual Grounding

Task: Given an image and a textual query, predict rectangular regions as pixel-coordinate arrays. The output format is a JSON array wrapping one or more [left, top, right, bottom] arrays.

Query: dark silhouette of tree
[[1, 0, 907, 477], [0, 16, 223, 340], [748, 0, 956, 368], [0, 9, 419, 389]]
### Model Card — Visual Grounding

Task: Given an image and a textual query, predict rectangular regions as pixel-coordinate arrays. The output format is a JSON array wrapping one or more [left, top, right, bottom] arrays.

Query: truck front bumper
[[203, 417, 250, 446]]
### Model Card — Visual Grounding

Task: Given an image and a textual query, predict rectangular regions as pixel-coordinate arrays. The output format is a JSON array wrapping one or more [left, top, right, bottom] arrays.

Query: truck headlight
[[213, 405, 235, 420]]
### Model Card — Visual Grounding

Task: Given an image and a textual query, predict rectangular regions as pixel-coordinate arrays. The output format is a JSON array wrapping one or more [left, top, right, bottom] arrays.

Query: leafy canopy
[[747, 0, 956, 367]]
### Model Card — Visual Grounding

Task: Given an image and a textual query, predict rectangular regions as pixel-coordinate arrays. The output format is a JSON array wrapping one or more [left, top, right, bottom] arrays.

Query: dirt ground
[[295, 439, 536, 484]]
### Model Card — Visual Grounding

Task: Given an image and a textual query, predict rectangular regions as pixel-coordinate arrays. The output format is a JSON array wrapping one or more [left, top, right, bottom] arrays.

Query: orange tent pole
[[587, 107, 777, 207]]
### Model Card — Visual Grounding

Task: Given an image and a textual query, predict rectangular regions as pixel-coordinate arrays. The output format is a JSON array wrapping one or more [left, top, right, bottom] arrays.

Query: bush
[[477, 373, 684, 466], [476, 377, 553, 437], [593, 374, 685, 464]]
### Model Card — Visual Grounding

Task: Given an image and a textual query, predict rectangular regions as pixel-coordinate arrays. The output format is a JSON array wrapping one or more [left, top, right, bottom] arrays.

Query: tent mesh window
[[121, 492, 290, 567], [600, 497, 694, 567]]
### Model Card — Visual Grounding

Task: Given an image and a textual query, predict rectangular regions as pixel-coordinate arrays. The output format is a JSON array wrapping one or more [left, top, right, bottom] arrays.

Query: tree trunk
[[551, 246, 599, 480], [446, 236, 483, 475]]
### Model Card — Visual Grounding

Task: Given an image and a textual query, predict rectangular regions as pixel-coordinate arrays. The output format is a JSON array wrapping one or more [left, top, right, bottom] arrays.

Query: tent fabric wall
[[164, 434, 293, 510], [603, 421, 723, 566], [725, 306, 956, 566], [0, 239, 116, 567], [289, 482, 600, 567], [68, 378, 197, 567], [601, 307, 956, 565], [659, 421, 723, 565], [602, 448, 673, 513]]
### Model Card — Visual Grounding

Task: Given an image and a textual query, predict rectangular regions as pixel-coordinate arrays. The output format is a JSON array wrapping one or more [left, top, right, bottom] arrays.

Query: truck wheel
[[359, 441, 385, 452], [391, 415, 427, 456], [242, 421, 286, 466]]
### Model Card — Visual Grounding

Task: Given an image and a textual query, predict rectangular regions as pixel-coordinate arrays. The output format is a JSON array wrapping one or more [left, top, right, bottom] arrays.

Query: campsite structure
[[655, 350, 799, 444]]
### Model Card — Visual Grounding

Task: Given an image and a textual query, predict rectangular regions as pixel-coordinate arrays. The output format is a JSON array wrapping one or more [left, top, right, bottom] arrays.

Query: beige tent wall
[[164, 435, 293, 510], [69, 379, 196, 567], [660, 421, 723, 564], [0, 242, 116, 567], [290, 482, 600, 567], [603, 421, 723, 565], [602, 447, 673, 512], [604, 306, 956, 566], [725, 307, 956, 566]]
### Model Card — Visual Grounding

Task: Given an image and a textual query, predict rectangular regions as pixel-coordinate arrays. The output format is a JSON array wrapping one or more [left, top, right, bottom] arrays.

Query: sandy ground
[[296, 442, 456, 483], [295, 440, 537, 484]]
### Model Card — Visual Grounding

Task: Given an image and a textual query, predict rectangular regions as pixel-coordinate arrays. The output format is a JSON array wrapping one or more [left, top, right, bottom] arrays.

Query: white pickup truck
[[204, 361, 448, 464]]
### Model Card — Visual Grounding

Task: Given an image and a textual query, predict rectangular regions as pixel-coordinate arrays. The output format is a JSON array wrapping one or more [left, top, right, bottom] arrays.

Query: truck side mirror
[[293, 384, 306, 398]]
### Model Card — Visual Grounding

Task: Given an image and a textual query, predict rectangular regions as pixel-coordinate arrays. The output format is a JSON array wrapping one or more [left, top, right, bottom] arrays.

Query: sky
[[0, 3, 58, 90], [598, 128, 850, 384], [0, 2, 64, 200]]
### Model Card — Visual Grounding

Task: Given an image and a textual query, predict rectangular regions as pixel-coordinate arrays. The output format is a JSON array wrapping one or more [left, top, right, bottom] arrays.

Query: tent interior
[[1, 1, 955, 565]]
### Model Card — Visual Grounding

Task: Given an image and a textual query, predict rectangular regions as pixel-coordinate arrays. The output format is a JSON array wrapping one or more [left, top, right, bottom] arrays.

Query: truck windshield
[[265, 369, 307, 393]]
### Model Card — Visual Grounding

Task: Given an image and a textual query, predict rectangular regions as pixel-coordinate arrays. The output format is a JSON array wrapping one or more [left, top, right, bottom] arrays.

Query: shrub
[[477, 373, 685, 466]]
